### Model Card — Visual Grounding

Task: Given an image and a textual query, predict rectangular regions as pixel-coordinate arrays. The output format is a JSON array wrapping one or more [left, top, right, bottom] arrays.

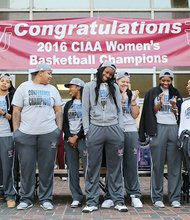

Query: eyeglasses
[[0, 73, 13, 81]]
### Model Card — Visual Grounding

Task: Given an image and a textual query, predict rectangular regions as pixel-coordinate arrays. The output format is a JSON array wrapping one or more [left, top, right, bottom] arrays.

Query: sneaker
[[101, 199, 114, 208], [153, 201, 165, 208], [17, 202, 33, 210], [61, 177, 67, 181], [114, 204, 128, 212], [71, 200, 81, 208], [7, 200, 16, 208], [82, 205, 98, 213], [131, 196, 143, 208], [40, 201, 54, 210], [171, 201, 181, 208]]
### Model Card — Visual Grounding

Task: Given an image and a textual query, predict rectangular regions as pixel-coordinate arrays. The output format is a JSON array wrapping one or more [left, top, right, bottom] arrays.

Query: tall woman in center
[[82, 61, 127, 213]]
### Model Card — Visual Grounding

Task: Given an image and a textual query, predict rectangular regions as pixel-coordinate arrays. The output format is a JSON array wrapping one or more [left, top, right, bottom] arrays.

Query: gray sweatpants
[[14, 128, 60, 204], [150, 124, 182, 203], [123, 132, 141, 197], [85, 124, 125, 206], [64, 139, 87, 202], [0, 136, 16, 200]]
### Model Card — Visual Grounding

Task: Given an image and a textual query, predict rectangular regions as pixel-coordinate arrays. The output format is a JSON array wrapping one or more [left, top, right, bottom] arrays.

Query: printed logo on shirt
[[28, 90, 51, 107], [185, 107, 190, 119], [0, 99, 6, 117], [122, 96, 131, 114], [100, 84, 108, 108], [158, 95, 172, 113], [68, 103, 82, 121]]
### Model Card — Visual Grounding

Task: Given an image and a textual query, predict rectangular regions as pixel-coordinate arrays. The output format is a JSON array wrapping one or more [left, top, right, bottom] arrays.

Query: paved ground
[[0, 176, 190, 220]]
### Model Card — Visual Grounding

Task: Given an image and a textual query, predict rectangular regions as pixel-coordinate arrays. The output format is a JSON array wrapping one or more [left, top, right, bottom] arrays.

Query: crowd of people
[[0, 62, 189, 213]]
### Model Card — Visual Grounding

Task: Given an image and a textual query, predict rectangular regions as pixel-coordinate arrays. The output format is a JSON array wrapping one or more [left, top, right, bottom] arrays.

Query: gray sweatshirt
[[82, 80, 123, 135]]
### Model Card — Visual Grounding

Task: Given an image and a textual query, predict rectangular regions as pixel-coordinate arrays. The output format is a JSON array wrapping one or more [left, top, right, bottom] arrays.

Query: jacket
[[5, 91, 14, 132], [82, 80, 123, 135], [177, 129, 190, 157], [139, 85, 183, 142]]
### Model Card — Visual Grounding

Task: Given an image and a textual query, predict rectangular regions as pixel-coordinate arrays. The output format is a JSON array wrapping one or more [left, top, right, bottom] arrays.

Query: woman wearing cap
[[82, 61, 127, 213], [101, 71, 143, 209], [63, 78, 86, 208], [139, 69, 183, 208], [116, 71, 143, 207], [0, 73, 16, 208], [12, 63, 63, 211]]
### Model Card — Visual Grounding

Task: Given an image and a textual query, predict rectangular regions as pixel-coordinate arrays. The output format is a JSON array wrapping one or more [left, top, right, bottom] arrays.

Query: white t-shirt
[[12, 80, 62, 135], [155, 89, 177, 125], [178, 98, 190, 136], [122, 91, 139, 132], [0, 96, 12, 137], [68, 99, 82, 134]]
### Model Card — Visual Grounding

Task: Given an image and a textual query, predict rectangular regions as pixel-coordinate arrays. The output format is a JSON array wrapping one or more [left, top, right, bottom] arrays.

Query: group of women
[[0, 62, 189, 213]]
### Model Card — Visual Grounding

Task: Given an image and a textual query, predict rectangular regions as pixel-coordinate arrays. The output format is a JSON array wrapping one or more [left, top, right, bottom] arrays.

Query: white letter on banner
[[14, 23, 28, 36], [30, 55, 38, 65]]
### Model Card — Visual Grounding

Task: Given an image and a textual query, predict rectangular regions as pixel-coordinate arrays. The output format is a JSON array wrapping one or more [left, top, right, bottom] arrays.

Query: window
[[34, 0, 89, 9], [0, 0, 29, 9], [0, 12, 29, 20], [93, 0, 150, 9], [174, 74, 190, 98], [154, 0, 189, 8], [130, 74, 153, 98]]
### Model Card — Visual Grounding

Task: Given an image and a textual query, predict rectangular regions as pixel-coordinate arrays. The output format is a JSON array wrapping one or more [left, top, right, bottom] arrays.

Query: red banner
[[0, 17, 190, 70]]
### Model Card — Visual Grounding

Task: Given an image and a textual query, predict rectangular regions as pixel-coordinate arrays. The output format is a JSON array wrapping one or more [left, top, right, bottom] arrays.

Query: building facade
[[0, 0, 190, 98]]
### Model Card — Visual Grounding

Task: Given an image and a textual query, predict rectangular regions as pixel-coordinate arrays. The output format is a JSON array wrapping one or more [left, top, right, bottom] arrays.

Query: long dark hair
[[71, 86, 83, 101], [126, 89, 132, 105], [9, 80, 16, 95], [95, 66, 118, 107]]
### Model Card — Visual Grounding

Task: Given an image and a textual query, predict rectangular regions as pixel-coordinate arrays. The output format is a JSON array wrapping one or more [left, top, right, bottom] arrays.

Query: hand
[[170, 96, 177, 108], [131, 90, 139, 102], [4, 113, 11, 120], [159, 92, 164, 104], [68, 135, 78, 148], [121, 91, 127, 103], [0, 108, 4, 116]]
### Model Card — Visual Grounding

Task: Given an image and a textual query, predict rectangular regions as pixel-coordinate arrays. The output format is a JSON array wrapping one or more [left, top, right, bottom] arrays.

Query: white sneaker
[[171, 201, 181, 208], [153, 201, 165, 208], [40, 201, 54, 210], [114, 204, 128, 212], [82, 205, 98, 213], [17, 202, 33, 210], [71, 200, 81, 208], [131, 196, 143, 208], [101, 199, 114, 208]]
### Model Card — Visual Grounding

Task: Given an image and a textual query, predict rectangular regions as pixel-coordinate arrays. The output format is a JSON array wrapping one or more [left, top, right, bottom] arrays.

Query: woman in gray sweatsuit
[[82, 61, 127, 213]]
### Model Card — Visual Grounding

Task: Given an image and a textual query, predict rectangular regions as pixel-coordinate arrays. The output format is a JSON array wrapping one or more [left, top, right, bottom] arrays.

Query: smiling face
[[0, 76, 11, 92], [159, 76, 172, 90], [68, 84, 81, 98], [116, 76, 130, 92], [101, 67, 115, 82]]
